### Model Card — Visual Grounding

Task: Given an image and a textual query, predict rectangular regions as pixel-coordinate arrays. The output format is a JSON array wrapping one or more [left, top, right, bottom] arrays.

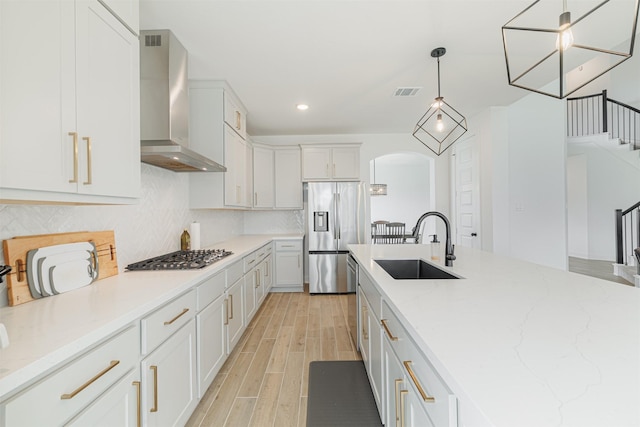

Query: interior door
[[453, 137, 481, 249]]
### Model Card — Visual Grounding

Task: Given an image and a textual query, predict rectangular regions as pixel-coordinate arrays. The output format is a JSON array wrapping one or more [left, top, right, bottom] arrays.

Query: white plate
[[38, 244, 97, 296], [48, 257, 97, 294], [27, 242, 96, 298]]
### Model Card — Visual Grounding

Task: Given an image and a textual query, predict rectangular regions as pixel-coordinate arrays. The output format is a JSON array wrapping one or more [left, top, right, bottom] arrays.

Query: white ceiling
[[139, 0, 636, 137]]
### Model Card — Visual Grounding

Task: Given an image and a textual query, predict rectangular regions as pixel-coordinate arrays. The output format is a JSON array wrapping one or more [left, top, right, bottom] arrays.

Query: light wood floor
[[568, 256, 632, 285], [186, 291, 360, 427]]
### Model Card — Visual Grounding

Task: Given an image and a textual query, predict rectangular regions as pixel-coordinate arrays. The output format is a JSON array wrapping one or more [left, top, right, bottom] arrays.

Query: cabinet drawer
[[255, 243, 270, 262], [243, 251, 258, 273], [227, 260, 244, 285], [3, 324, 139, 427], [382, 301, 457, 427], [275, 240, 302, 252], [196, 270, 226, 311], [142, 290, 196, 355]]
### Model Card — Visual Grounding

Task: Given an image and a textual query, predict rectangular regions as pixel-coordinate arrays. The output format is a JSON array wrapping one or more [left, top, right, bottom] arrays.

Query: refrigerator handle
[[335, 192, 341, 240]]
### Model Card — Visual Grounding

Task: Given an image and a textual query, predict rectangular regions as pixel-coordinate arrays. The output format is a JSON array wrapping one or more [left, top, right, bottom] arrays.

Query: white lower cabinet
[[226, 277, 245, 352], [141, 319, 197, 427], [67, 369, 141, 427], [243, 268, 258, 323], [358, 285, 383, 421], [273, 240, 303, 292]]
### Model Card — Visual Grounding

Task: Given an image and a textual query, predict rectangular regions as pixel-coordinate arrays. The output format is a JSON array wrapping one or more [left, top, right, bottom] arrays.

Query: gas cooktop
[[125, 249, 233, 271]]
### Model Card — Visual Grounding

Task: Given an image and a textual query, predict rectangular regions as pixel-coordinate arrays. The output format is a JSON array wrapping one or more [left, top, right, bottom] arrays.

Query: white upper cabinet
[[224, 92, 247, 140], [99, 0, 139, 34], [253, 144, 275, 209], [274, 147, 302, 209], [189, 81, 251, 209], [0, 0, 140, 204], [301, 145, 360, 181]]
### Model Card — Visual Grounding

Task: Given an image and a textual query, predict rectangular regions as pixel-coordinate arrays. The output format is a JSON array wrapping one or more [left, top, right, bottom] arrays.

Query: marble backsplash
[[0, 164, 303, 307]]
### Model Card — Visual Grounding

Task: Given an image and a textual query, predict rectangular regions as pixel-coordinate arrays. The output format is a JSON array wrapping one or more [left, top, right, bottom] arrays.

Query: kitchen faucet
[[411, 211, 456, 267]]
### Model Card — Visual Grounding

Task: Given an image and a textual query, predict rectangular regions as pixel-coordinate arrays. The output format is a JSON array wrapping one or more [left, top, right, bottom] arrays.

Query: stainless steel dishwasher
[[347, 254, 359, 350]]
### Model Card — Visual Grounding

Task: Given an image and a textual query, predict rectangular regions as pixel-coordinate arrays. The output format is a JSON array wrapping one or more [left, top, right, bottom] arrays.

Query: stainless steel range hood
[[140, 30, 226, 172]]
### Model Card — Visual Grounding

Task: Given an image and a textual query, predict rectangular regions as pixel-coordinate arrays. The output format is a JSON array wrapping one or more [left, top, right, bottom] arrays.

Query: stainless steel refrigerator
[[306, 182, 365, 293]]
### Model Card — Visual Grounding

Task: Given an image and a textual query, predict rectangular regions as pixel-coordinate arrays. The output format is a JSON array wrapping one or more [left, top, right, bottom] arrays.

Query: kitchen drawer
[[196, 270, 226, 311], [227, 260, 244, 285], [254, 243, 271, 262], [275, 240, 302, 252], [359, 269, 381, 319], [382, 300, 457, 427], [141, 290, 196, 355], [243, 251, 258, 273], [3, 324, 139, 427]]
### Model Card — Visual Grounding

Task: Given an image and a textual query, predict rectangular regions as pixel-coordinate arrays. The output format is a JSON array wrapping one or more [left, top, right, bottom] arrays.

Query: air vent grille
[[393, 87, 421, 97], [145, 34, 162, 47]]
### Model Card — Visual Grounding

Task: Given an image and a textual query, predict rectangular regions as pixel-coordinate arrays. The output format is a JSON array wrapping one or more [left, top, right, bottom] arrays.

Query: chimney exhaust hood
[[140, 30, 226, 173]]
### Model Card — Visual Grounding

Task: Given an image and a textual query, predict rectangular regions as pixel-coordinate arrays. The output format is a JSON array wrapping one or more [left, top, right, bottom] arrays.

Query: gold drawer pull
[[403, 361, 435, 402], [381, 319, 398, 341], [150, 365, 159, 412], [132, 380, 141, 427], [68, 132, 78, 183], [82, 136, 92, 185], [395, 379, 402, 427], [60, 360, 120, 399], [229, 294, 234, 319], [224, 298, 229, 325], [400, 389, 408, 427], [164, 308, 189, 325]]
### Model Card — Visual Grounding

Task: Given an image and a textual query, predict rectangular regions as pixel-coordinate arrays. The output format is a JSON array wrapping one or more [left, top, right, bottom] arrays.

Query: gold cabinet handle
[[400, 389, 408, 427], [229, 294, 234, 319], [333, 163, 336, 176], [361, 306, 368, 340], [164, 308, 189, 325], [255, 270, 260, 288], [82, 136, 92, 185], [68, 132, 78, 183], [60, 360, 120, 399], [132, 380, 141, 427], [395, 379, 402, 427], [235, 111, 241, 130], [403, 361, 435, 402], [381, 319, 398, 341], [224, 298, 229, 325], [150, 365, 158, 412]]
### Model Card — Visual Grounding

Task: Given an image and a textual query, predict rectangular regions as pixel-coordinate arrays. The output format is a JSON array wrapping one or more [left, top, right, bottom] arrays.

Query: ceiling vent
[[393, 87, 421, 97]]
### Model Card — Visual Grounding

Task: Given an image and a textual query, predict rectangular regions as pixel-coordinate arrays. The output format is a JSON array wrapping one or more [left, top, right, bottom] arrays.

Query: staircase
[[567, 91, 640, 287]]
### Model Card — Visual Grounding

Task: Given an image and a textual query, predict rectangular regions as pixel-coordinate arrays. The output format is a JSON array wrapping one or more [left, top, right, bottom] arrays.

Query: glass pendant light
[[370, 159, 387, 196]]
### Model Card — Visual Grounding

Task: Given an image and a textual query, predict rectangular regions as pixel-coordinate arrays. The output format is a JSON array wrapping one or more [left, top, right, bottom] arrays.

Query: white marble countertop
[[348, 244, 640, 427], [0, 234, 303, 400]]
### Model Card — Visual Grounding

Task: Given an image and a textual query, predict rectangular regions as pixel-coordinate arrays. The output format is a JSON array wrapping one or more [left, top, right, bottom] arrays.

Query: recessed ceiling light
[[296, 104, 309, 111]]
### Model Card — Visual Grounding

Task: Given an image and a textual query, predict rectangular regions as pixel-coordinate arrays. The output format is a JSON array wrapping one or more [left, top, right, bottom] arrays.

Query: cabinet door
[[244, 269, 257, 323], [368, 303, 383, 419], [384, 338, 404, 427], [223, 126, 239, 206], [67, 369, 140, 427], [253, 145, 275, 208], [196, 294, 227, 398], [262, 254, 273, 297], [301, 147, 331, 180], [142, 320, 197, 427], [332, 147, 360, 179], [223, 93, 246, 139], [226, 278, 245, 352], [274, 149, 302, 208], [274, 251, 302, 286], [75, 0, 140, 198], [0, 0, 77, 194]]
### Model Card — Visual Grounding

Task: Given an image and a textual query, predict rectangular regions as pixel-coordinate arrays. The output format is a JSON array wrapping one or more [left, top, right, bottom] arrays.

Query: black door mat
[[307, 360, 383, 427]]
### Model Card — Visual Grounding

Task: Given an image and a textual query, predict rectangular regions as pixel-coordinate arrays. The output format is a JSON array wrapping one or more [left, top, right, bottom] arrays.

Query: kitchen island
[[349, 244, 639, 427]]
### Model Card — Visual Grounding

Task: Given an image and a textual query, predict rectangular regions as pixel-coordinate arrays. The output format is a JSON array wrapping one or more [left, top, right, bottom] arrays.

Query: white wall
[[369, 153, 435, 237], [567, 154, 589, 258]]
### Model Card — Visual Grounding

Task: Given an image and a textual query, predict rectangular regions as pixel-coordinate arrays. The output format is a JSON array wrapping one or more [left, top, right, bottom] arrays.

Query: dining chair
[[371, 220, 389, 244], [385, 222, 406, 244]]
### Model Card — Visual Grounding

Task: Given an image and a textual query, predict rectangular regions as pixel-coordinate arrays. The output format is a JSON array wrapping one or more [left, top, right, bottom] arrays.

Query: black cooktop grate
[[125, 249, 233, 271]]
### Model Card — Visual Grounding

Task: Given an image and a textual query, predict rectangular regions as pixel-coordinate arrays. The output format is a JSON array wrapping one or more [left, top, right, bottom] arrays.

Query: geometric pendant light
[[413, 47, 468, 156], [502, 0, 639, 99]]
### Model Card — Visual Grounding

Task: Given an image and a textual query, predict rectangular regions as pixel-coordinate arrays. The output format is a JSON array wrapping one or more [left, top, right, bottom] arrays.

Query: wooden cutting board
[[3, 231, 118, 306]]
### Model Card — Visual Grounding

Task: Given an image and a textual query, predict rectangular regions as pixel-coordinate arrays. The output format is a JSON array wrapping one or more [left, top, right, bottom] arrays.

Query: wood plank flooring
[[186, 291, 360, 427]]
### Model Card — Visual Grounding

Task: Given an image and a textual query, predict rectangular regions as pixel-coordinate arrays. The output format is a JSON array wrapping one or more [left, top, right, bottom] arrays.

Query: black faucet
[[411, 211, 456, 267]]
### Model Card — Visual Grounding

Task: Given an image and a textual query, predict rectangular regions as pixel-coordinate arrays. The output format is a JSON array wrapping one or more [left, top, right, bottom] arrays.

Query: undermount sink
[[374, 259, 460, 280]]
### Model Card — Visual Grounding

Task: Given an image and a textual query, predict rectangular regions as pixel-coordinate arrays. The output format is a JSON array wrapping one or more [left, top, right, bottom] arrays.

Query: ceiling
[[139, 0, 636, 137]]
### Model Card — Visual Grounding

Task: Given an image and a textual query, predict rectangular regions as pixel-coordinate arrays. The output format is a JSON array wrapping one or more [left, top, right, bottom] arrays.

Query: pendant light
[[370, 159, 387, 196], [413, 47, 468, 156], [502, 0, 639, 99]]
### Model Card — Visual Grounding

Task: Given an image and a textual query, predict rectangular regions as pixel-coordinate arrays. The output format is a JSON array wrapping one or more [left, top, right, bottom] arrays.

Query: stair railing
[[616, 201, 640, 265], [567, 90, 640, 150]]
